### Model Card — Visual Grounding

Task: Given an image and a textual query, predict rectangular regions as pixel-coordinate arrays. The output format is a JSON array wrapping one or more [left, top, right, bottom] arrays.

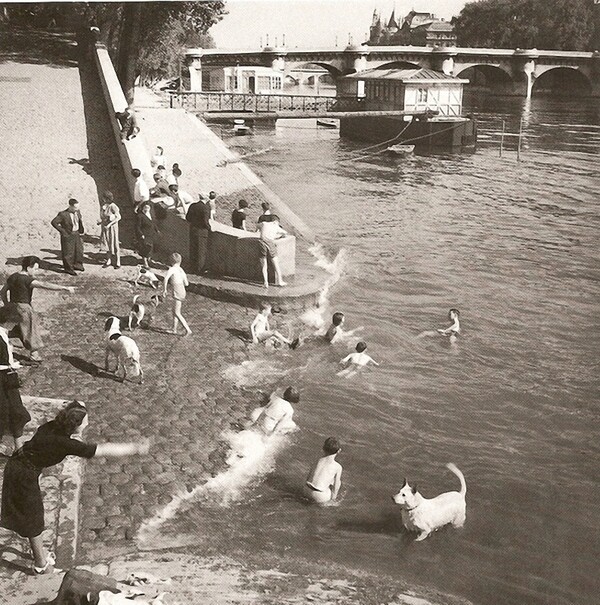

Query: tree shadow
[[0, 27, 78, 68]]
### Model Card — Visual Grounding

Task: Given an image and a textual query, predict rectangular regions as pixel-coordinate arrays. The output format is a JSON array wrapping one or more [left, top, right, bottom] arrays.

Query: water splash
[[221, 358, 286, 387], [301, 243, 347, 332], [137, 428, 289, 549]]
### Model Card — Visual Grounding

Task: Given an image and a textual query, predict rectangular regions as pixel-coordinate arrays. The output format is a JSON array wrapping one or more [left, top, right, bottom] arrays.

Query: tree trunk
[[116, 2, 142, 105]]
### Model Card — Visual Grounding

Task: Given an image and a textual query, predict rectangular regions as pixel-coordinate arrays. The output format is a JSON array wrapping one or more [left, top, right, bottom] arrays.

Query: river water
[[152, 95, 600, 605]]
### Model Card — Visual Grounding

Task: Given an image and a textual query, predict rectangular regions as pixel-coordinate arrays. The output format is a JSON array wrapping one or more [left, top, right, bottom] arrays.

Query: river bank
[[0, 28, 470, 605]]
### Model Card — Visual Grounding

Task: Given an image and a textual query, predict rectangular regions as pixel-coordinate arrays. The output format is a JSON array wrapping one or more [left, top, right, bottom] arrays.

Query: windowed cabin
[[202, 66, 283, 94], [342, 68, 468, 118]]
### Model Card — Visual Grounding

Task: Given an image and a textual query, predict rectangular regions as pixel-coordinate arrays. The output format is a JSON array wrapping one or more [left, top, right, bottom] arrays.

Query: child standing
[[304, 437, 343, 505], [163, 253, 192, 336]]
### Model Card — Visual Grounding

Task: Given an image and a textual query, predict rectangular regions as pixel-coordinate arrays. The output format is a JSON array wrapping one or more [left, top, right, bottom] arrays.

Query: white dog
[[134, 266, 159, 289], [104, 317, 143, 383], [392, 463, 466, 541]]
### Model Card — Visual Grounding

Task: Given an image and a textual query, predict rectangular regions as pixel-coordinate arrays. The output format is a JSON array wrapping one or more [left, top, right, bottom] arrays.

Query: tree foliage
[[454, 0, 599, 51], [0, 2, 226, 95]]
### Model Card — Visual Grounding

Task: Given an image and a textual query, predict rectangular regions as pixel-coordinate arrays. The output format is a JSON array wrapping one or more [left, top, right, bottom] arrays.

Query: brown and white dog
[[392, 463, 466, 541], [104, 316, 143, 383], [129, 293, 163, 330]]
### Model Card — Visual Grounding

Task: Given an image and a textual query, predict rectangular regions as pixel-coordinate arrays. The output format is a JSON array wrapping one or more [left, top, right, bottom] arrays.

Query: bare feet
[[275, 281, 287, 287]]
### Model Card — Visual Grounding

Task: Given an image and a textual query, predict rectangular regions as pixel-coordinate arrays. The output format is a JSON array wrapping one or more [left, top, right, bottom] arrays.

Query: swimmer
[[248, 386, 299, 435], [437, 308, 460, 344], [304, 437, 343, 505], [337, 341, 379, 377], [324, 311, 363, 344], [324, 312, 344, 343], [250, 303, 299, 348]]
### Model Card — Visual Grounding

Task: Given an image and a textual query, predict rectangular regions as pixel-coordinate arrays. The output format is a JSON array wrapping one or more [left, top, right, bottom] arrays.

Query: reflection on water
[[160, 94, 600, 605]]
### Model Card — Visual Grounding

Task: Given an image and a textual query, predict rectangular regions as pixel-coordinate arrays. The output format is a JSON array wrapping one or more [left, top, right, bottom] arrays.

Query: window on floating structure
[[233, 76, 239, 90], [417, 88, 428, 103], [273, 77, 282, 90]]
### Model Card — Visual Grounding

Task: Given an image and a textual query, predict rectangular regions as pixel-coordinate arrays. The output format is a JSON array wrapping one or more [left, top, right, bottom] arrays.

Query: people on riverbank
[[305, 437, 343, 505], [0, 400, 149, 574], [50, 198, 85, 276], [163, 253, 192, 336], [186, 194, 212, 273], [258, 202, 272, 223], [116, 106, 140, 141], [207, 191, 217, 220], [150, 172, 171, 201], [0, 304, 31, 456], [98, 191, 121, 269], [1, 256, 74, 362], [169, 184, 194, 215], [248, 387, 299, 435], [150, 145, 166, 170], [258, 215, 288, 288], [132, 168, 150, 212], [232, 199, 249, 231], [136, 202, 160, 268]]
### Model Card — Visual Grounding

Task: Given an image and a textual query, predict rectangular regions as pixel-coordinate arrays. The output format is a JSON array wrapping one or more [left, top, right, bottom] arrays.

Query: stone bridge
[[185, 45, 600, 98]]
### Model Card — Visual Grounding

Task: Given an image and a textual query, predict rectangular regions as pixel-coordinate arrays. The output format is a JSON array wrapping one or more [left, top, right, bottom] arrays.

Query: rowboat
[[387, 144, 415, 154], [316, 118, 338, 129]]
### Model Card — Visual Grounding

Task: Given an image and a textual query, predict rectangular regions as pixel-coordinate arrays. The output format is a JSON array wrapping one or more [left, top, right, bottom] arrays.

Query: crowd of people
[[0, 127, 463, 575]]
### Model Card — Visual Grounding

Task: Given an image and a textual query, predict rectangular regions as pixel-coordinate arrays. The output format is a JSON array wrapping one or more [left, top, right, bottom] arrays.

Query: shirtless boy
[[250, 303, 296, 348], [437, 308, 460, 343], [305, 437, 343, 505], [338, 341, 379, 377], [249, 387, 299, 435], [325, 312, 344, 343], [163, 253, 192, 336]]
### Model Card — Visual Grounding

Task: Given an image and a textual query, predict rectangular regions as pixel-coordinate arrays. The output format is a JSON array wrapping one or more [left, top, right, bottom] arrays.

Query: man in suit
[[51, 199, 85, 276], [185, 194, 212, 273]]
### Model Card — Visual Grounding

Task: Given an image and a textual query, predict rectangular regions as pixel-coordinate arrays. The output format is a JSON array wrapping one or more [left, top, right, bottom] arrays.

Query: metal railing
[[169, 91, 364, 113]]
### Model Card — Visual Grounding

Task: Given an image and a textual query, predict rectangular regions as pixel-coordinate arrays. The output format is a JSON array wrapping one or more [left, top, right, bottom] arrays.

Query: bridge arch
[[290, 61, 343, 80], [533, 66, 592, 97], [372, 60, 423, 71], [454, 63, 515, 95]]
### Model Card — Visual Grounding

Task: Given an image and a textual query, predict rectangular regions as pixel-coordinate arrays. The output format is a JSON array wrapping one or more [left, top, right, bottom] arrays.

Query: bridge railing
[[169, 91, 364, 113]]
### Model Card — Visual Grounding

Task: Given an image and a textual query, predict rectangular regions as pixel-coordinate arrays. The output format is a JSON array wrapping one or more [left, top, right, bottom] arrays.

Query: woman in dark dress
[[0, 401, 149, 574], [136, 202, 160, 268], [0, 303, 31, 454]]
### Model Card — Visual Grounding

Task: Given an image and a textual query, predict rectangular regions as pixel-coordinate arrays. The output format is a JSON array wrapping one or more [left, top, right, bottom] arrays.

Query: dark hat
[[239, 199, 249, 208]]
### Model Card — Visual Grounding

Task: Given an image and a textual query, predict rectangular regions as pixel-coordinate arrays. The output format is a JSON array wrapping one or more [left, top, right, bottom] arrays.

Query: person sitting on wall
[[150, 146, 166, 170], [258, 214, 288, 288], [258, 201, 272, 224], [150, 172, 172, 202], [169, 184, 194, 215], [115, 106, 140, 141]]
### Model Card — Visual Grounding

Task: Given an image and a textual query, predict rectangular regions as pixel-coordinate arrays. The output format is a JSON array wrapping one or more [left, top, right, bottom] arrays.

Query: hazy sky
[[211, 0, 468, 49]]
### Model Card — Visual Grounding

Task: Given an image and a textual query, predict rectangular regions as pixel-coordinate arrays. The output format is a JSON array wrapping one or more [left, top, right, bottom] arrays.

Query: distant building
[[367, 8, 456, 47]]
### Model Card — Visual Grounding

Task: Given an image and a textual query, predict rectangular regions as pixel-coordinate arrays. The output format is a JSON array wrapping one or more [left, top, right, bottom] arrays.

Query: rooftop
[[344, 67, 467, 83]]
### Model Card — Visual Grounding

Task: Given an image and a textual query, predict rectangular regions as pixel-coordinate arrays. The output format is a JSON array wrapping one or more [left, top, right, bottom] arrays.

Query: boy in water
[[325, 312, 345, 343], [249, 386, 299, 435], [338, 341, 379, 376], [305, 437, 343, 505], [437, 308, 460, 343], [163, 253, 192, 336], [250, 303, 297, 348]]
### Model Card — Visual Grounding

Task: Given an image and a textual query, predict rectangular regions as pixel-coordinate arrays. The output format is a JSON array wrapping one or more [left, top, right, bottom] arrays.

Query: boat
[[387, 144, 415, 154], [316, 118, 338, 129], [233, 119, 252, 136], [338, 68, 477, 151]]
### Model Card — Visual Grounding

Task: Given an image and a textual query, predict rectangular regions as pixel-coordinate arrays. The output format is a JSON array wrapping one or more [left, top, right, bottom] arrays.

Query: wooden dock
[[200, 109, 437, 121]]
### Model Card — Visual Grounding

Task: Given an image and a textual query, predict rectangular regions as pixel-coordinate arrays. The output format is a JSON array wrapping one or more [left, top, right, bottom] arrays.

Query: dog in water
[[104, 316, 143, 383], [392, 463, 466, 541], [134, 266, 159, 289]]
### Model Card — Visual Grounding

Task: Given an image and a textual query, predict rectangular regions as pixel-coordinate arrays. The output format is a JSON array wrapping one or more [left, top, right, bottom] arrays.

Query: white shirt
[[134, 176, 150, 203], [173, 189, 194, 214], [259, 221, 287, 241], [151, 153, 167, 169], [0, 326, 16, 369]]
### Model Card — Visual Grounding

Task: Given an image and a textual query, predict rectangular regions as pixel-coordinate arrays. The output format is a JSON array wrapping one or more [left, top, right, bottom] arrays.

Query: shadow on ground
[[0, 27, 78, 67]]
